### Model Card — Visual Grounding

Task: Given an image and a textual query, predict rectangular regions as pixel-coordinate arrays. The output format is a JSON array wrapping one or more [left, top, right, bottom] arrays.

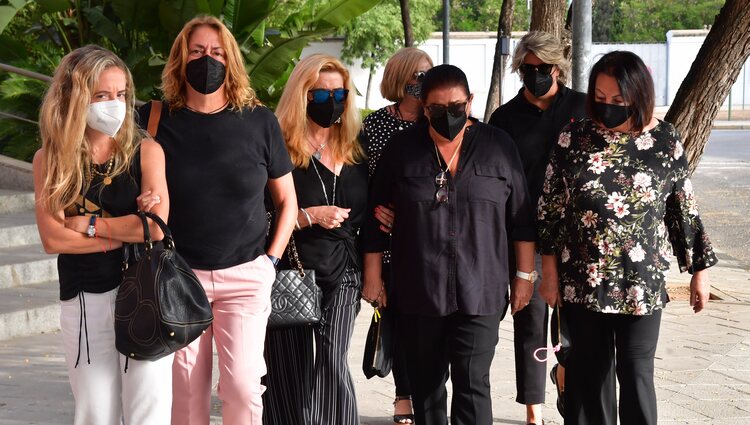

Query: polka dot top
[[361, 106, 417, 177]]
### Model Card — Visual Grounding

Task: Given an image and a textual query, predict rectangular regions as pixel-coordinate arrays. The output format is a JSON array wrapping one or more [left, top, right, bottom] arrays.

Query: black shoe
[[550, 364, 565, 417], [393, 396, 414, 424]]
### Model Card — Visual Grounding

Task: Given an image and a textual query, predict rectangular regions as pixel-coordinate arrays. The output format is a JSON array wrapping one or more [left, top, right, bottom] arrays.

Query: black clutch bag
[[114, 212, 213, 362], [362, 306, 394, 379], [267, 235, 322, 329]]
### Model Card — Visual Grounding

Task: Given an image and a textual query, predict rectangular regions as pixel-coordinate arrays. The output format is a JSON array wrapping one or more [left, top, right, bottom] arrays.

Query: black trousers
[[512, 256, 548, 404], [383, 261, 412, 396], [564, 304, 662, 425], [404, 311, 503, 425]]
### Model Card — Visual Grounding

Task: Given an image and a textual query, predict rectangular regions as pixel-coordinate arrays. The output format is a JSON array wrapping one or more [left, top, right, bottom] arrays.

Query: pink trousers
[[171, 254, 275, 425]]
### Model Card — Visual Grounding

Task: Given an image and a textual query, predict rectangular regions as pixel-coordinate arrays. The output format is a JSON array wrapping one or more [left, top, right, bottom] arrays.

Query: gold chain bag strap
[[267, 212, 323, 329]]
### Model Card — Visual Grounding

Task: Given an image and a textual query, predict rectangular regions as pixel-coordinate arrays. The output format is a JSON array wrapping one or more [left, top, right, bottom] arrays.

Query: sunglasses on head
[[426, 101, 468, 119], [520, 63, 555, 75], [413, 71, 426, 82], [308, 88, 349, 104]]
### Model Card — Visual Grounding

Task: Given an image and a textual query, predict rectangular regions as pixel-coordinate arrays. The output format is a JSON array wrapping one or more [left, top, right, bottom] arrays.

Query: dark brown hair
[[586, 51, 654, 132]]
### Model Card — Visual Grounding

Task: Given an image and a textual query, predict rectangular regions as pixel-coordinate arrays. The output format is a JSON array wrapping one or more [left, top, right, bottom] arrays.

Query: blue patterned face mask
[[405, 82, 422, 99]]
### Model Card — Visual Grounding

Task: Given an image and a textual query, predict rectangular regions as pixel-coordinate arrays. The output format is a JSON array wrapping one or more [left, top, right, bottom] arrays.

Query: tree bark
[[664, 0, 750, 173], [399, 0, 414, 47], [484, 0, 515, 122], [365, 66, 374, 110], [530, 0, 567, 40]]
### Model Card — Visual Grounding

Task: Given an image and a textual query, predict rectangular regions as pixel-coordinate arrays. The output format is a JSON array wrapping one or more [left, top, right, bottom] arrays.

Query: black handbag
[[362, 306, 394, 379], [114, 211, 213, 361], [267, 235, 322, 329]]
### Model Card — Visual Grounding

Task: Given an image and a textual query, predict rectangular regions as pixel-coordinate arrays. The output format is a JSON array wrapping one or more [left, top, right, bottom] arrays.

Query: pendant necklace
[[90, 154, 115, 186], [308, 140, 326, 160], [310, 157, 336, 206], [433, 138, 464, 184]]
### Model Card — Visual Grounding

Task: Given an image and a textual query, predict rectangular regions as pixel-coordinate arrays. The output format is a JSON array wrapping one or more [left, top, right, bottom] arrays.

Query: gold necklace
[[185, 100, 229, 114], [90, 155, 115, 186]]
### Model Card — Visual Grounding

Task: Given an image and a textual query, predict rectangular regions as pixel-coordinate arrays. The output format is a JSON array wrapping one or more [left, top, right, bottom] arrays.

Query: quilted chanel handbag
[[114, 211, 213, 362], [267, 234, 322, 329]]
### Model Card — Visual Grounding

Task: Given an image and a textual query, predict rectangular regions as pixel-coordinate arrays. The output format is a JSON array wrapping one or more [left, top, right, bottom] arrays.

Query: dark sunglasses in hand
[[308, 88, 349, 104], [435, 171, 449, 204], [520, 63, 555, 75], [426, 101, 468, 119]]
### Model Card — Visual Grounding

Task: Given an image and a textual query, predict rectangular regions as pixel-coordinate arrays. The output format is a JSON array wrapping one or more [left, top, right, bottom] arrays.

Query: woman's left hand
[[510, 277, 534, 315], [136, 190, 161, 212], [64, 216, 90, 234], [374, 204, 395, 234], [690, 269, 710, 313]]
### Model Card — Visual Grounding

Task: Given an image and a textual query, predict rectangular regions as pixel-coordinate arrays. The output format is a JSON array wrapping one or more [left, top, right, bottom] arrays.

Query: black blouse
[[288, 158, 369, 290], [57, 152, 142, 301], [363, 120, 536, 317]]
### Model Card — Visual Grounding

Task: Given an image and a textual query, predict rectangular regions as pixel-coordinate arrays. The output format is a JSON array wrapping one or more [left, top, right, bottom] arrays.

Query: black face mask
[[523, 70, 554, 98], [307, 97, 345, 128], [429, 112, 467, 142], [405, 82, 422, 99], [185, 56, 226, 94], [594, 101, 632, 129]]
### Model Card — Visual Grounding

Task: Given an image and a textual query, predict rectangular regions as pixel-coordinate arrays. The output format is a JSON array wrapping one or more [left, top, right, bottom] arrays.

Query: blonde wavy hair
[[38, 45, 142, 214], [380, 47, 433, 102], [511, 31, 571, 85], [160, 15, 259, 110], [276, 54, 364, 169]]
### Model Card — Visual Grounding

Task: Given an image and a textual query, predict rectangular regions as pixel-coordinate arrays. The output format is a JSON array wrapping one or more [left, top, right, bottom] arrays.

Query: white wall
[[300, 30, 750, 119]]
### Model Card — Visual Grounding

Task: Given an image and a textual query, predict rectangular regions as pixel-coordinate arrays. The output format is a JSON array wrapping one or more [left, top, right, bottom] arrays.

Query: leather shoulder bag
[[114, 211, 213, 361]]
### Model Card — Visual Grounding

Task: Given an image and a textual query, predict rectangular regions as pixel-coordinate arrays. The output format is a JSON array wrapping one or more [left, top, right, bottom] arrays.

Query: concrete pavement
[[1, 255, 748, 424]]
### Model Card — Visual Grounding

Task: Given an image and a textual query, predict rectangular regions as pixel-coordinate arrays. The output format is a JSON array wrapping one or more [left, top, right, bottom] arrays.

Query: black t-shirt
[[488, 84, 586, 205], [58, 152, 142, 301], [137, 101, 293, 270], [285, 159, 368, 291]]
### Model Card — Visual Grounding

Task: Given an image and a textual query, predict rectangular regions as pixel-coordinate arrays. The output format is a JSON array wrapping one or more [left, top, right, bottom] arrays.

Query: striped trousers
[[263, 267, 361, 425]]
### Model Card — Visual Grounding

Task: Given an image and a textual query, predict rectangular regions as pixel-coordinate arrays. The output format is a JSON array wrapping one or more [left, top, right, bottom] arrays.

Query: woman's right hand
[[136, 190, 161, 212], [361, 273, 387, 308], [540, 254, 561, 307], [307, 206, 350, 229]]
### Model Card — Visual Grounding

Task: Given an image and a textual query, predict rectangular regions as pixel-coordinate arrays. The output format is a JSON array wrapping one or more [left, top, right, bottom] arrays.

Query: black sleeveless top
[[57, 151, 142, 301]]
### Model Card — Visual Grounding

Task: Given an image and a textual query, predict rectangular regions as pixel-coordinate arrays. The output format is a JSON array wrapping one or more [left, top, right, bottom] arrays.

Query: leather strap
[[146, 100, 162, 138]]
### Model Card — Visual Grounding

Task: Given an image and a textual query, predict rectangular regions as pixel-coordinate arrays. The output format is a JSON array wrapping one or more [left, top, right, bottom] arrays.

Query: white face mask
[[86, 99, 127, 137]]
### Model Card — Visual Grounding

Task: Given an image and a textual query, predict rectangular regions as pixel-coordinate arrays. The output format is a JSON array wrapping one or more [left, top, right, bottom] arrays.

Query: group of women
[[34, 11, 715, 425]]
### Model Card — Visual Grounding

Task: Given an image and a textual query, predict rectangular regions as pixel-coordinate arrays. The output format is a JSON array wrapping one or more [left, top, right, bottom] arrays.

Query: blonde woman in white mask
[[33, 45, 171, 425]]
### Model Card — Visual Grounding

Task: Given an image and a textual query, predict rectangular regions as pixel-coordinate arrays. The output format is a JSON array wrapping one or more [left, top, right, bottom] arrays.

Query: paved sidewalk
[[1, 260, 748, 424]]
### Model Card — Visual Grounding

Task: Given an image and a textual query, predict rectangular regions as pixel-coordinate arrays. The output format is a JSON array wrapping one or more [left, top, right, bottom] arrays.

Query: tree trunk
[[530, 0, 567, 40], [365, 66, 374, 110], [484, 0, 515, 122], [399, 0, 414, 47], [664, 0, 750, 173]]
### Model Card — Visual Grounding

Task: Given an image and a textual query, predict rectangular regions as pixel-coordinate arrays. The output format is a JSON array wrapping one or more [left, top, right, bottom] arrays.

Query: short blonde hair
[[380, 47, 434, 102], [160, 15, 259, 110], [511, 31, 570, 85], [276, 54, 364, 169]]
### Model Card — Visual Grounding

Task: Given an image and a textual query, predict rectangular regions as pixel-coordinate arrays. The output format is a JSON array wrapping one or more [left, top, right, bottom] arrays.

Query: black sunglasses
[[520, 63, 555, 75], [426, 101, 468, 119], [413, 71, 426, 82], [435, 171, 449, 204], [308, 88, 349, 104]]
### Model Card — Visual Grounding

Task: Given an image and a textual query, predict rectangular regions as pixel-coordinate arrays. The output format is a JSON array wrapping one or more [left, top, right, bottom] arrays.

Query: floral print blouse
[[537, 118, 717, 315]]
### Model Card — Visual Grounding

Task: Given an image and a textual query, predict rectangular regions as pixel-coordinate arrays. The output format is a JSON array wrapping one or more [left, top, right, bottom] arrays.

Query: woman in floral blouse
[[537, 51, 717, 425]]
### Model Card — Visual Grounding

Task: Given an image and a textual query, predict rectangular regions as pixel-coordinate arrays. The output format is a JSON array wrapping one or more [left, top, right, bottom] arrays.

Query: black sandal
[[550, 364, 565, 416], [393, 395, 414, 424]]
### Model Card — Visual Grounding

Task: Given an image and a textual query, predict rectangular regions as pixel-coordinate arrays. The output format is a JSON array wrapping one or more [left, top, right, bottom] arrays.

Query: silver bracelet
[[300, 208, 313, 227]]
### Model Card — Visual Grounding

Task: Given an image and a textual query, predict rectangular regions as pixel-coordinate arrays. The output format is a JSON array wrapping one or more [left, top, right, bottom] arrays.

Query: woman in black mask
[[363, 64, 536, 425], [262, 54, 368, 425], [137, 15, 297, 425], [537, 51, 716, 425]]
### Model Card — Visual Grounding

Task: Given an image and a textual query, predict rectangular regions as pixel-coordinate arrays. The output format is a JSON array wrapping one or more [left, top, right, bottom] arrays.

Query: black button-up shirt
[[488, 85, 586, 205], [363, 120, 535, 317]]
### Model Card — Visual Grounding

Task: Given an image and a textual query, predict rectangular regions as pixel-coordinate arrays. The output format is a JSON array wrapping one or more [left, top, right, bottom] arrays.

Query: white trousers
[[60, 288, 173, 425]]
